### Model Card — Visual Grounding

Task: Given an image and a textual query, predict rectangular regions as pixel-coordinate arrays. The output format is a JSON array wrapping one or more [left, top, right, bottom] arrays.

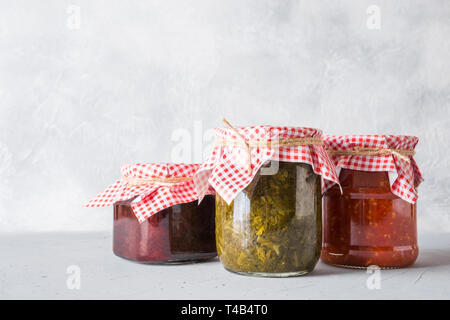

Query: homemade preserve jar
[[194, 123, 339, 277], [113, 195, 216, 263], [321, 135, 423, 269], [87, 163, 217, 264]]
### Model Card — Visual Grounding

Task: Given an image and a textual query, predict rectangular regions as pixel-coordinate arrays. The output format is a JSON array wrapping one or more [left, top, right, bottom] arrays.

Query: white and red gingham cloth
[[322, 135, 423, 203], [86, 163, 214, 223], [194, 125, 339, 204]]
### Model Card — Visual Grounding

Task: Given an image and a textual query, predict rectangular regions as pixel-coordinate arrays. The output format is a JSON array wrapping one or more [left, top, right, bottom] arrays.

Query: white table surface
[[1, 232, 449, 299]]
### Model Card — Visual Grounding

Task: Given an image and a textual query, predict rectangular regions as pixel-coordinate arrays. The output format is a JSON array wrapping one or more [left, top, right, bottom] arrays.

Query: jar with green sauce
[[194, 124, 339, 278], [216, 161, 322, 277]]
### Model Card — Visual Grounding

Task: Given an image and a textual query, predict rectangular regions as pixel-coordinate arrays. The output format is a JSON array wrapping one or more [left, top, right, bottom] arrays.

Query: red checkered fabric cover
[[194, 125, 339, 204], [86, 163, 214, 223], [323, 135, 423, 203]]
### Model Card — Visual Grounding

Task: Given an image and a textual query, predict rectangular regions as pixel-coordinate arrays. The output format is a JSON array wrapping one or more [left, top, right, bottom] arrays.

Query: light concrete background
[[0, 1, 449, 235]]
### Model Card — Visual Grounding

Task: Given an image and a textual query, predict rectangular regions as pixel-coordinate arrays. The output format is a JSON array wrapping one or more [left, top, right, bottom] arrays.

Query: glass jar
[[215, 161, 322, 277], [113, 195, 217, 264], [321, 169, 418, 268]]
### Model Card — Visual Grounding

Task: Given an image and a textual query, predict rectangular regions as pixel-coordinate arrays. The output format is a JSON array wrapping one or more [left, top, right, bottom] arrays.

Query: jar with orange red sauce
[[321, 135, 423, 269]]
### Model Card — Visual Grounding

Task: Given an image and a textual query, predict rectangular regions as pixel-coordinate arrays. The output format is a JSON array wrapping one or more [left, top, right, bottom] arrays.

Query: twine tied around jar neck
[[219, 118, 324, 172], [327, 146, 415, 162], [121, 175, 193, 187]]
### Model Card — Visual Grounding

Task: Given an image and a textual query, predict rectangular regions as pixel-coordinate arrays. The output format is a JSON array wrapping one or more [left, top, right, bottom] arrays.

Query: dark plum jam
[[113, 195, 217, 263]]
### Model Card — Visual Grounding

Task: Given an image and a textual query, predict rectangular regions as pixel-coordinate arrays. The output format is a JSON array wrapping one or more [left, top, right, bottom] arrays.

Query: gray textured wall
[[0, 0, 449, 233]]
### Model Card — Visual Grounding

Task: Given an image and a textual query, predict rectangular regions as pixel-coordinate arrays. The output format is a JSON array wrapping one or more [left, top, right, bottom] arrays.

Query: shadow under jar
[[321, 169, 418, 269], [215, 161, 322, 277], [113, 195, 217, 264]]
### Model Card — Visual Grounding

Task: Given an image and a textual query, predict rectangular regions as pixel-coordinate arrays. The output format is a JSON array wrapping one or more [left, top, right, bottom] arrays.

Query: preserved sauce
[[113, 195, 217, 263], [322, 169, 418, 268], [216, 162, 322, 277]]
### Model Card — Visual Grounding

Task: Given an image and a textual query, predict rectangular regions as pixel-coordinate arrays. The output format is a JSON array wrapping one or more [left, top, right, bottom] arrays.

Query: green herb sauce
[[216, 161, 322, 275]]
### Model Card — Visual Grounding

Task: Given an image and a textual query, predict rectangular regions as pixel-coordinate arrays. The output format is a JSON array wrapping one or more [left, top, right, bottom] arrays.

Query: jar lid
[[323, 135, 423, 203], [194, 122, 339, 204], [86, 163, 214, 223]]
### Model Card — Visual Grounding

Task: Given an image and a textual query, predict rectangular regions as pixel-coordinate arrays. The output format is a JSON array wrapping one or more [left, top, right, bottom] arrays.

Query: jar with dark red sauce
[[86, 163, 217, 264], [113, 195, 216, 264], [321, 135, 423, 269]]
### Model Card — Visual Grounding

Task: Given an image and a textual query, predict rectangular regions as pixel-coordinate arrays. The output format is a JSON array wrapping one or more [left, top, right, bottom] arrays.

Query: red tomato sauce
[[321, 169, 418, 268]]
